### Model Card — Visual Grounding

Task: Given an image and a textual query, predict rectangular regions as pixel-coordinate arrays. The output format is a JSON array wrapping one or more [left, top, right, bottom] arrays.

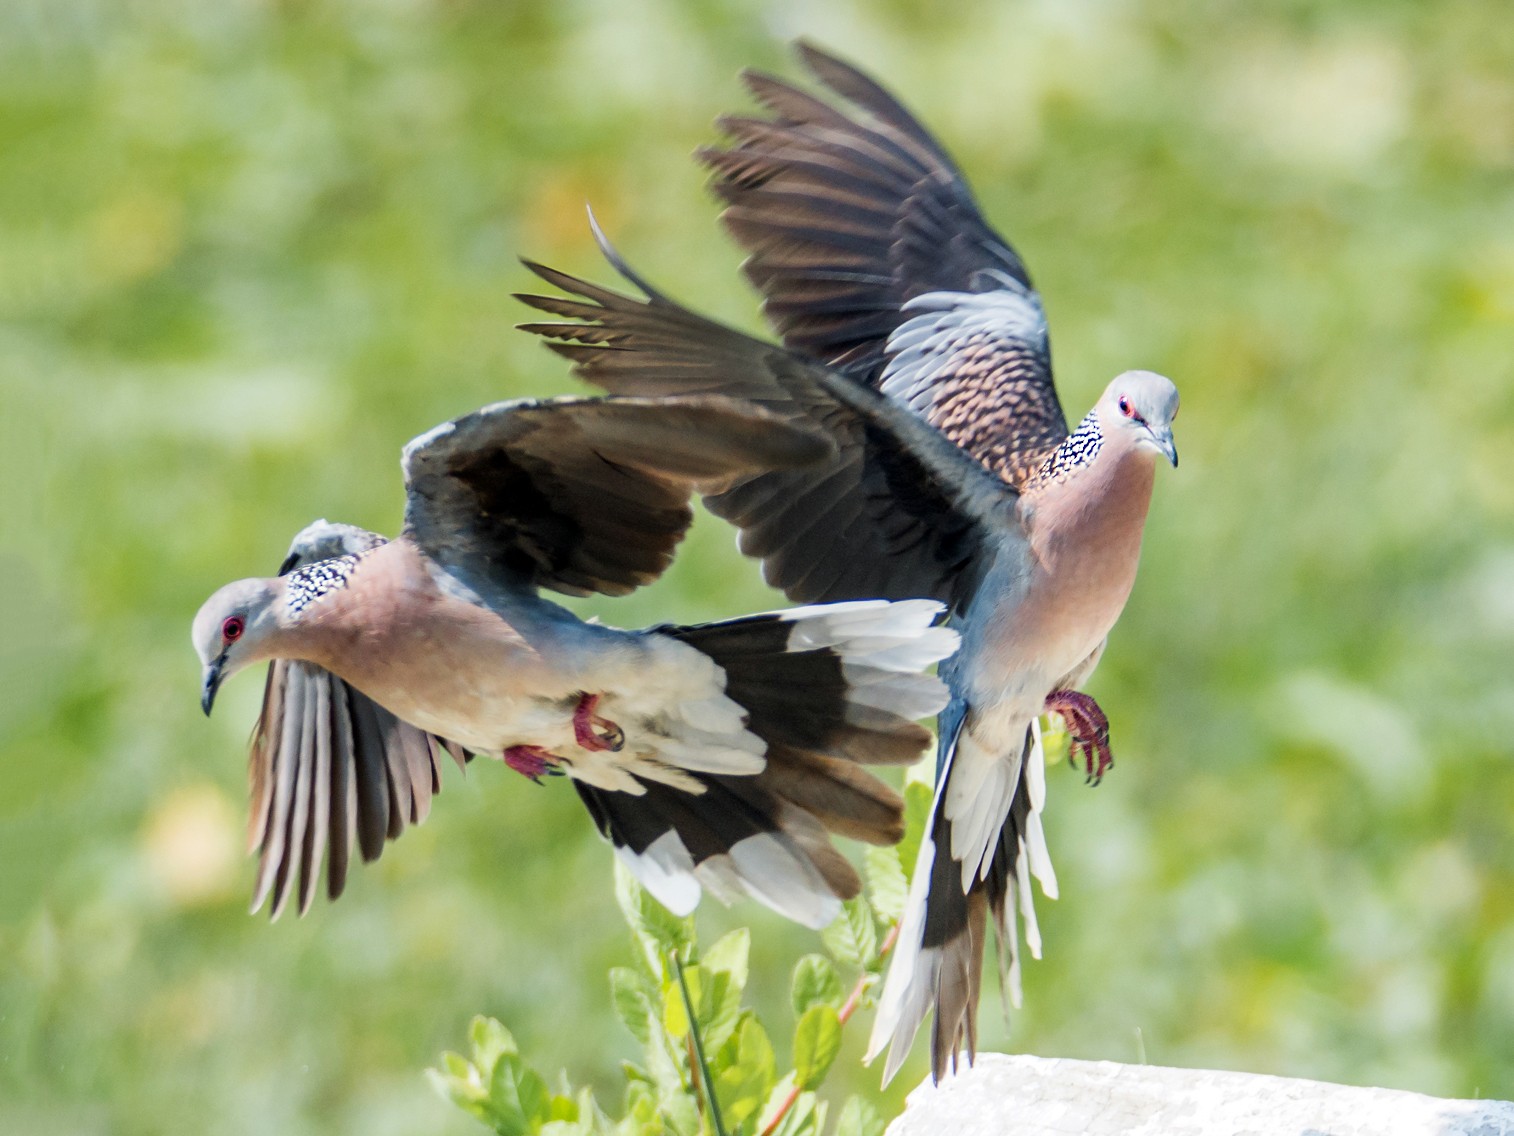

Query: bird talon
[[573, 692, 625, 753], [505, 744, 559, 781], [1045, 689, 1115, 787]]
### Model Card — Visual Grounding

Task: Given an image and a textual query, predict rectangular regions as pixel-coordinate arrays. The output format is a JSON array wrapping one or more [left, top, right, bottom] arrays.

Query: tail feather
[[867, 710, 1055, 1084], [590, 599, 956, 928], [578, 774, 848, 928], [760, 746, 905, 845]]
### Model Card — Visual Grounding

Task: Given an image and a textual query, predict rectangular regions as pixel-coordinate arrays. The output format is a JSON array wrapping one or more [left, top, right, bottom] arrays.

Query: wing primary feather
[[347, 692, 391, 863], [300, 671, 333, 916], [247, 662, 285, 855], [254, 663, 306, 917], [326, 674, 355, 900], [270, 670, 318, 920]]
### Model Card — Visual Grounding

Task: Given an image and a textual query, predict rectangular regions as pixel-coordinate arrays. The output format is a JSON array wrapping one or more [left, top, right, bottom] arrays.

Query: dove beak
[[1149, 424, 1178, 468], [201, 657, 225, 717]]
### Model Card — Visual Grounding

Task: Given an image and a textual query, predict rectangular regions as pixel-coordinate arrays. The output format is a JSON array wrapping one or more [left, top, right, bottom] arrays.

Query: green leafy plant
[[430, 782, 932, 1136]]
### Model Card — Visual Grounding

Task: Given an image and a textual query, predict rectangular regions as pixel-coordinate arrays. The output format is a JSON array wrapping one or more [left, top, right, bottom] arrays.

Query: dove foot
[[573, 693, 625, 753], [504, 744, 560, 782], [1044, 689, 1114, 786]]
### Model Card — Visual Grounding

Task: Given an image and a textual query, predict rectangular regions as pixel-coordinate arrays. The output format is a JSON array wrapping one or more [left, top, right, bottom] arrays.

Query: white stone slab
[[886, 1054, 1514, 1136]]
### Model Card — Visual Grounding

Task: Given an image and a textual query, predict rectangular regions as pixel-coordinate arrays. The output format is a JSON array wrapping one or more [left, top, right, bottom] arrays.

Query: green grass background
[[4, 0, 1513, 1131]]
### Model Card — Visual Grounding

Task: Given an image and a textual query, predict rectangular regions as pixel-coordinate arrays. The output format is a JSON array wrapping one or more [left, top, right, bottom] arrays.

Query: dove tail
[[665, 598, 957, 770], [583, 600, 957, 929], [866, 709, 1059, 1084]]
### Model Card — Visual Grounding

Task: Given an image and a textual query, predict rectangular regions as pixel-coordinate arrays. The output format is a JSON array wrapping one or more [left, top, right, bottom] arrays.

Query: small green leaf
[[821, 898, 878, 968], [699, 969, 744, 1054], [622, 1075, 655, 1109], [833, 1095, 886, 1136], [426, 1064, 487, 1116], [610, 967, 653, 1045], [714, 1016, 776, 1127], [864, 844, 909, 924], [617, 1084, 662, 1136], [789, 954, 843, 1017], [662, 978, 690, 1041], [638, 996, 692, 1110], [639, 897, 695, 957], [470, 1015, 519, 1072], [548, 1093, 578, 1122], [487, 1054, 551, 1136], [701, 927, 750, 990], [897, 780, 934, 879], [1039, 714, 1071, 767], [655, 1076, 700, 1136], [792, 1004, 842, 1090], [613, 860, 693, 968]]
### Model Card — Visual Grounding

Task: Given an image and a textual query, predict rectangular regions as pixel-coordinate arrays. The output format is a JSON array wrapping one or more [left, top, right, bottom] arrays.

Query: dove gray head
[[192, 577, 283, 716], [1096, 370, 1180, 467]]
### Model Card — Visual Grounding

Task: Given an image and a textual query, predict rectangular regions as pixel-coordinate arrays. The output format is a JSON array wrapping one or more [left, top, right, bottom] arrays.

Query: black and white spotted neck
[[284, 550, 374, 617], [1032, 410, 1103, 487]]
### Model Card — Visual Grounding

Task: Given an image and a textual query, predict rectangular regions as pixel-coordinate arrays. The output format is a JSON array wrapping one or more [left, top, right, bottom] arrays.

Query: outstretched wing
[[701, 41, 1067, 487], [516, 247, 1023, 612], [400, 395, 834, 597], [249, 520, 468, 919]]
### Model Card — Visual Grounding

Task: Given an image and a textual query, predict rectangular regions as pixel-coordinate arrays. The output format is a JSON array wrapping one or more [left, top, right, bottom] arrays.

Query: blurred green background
[[4, 0, 1513, 1132]]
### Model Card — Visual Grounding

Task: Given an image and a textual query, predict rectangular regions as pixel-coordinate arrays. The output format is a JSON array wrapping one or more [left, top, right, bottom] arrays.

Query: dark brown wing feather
[[247, 660, 470, 918], [516, 253, 1022, 611], [400, 395, 834, 598], [701, 41, 1068, 486]]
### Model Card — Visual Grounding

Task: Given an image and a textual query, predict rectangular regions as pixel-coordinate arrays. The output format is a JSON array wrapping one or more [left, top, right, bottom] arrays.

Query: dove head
[[1098, 370, 1180, 468], [192, 577, 284, 716]]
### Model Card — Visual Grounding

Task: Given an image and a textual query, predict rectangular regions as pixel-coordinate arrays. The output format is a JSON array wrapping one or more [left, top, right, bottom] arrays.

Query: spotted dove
[[515, 43, 1179, 1083], [193, 394, 959, 926]]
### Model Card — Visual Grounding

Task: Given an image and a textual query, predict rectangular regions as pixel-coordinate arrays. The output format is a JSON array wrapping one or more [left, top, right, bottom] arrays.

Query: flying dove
[[514, 43, 1179, 1083], [192, 394, 959, 926]]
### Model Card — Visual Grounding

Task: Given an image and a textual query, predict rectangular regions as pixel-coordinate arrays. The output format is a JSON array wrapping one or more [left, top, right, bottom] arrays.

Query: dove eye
[[222, 616, 245, 643], [1118, 396, 1133, 417]]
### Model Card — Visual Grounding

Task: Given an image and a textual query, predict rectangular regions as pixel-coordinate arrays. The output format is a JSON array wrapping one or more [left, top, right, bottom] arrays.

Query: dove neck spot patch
[[1034, 410, 1103, 484], [285, 551, 374, 617]]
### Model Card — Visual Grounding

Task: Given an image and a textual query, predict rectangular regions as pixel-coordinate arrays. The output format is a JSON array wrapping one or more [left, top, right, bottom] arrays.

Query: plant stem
[[759, 1083, 801, 1136], [760, 921, 903, 1136], [675, 951, 729, 1136], [838, 921, 901, 1026], [687, 1031, 708, 1126]]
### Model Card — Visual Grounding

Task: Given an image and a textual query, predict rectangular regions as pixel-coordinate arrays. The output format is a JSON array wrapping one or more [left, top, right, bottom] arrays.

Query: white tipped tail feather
[[867, 717, 1058, 1084], [580, 600, 956, 929]]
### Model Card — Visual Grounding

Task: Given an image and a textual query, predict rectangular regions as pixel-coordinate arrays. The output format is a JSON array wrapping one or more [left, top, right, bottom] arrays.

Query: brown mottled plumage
[[698, 41, 1068, 489]]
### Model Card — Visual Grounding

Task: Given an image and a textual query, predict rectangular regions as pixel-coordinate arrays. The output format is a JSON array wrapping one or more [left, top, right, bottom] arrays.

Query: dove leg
[[1044, 689, 1114, 785], [572, 692, 625, 753], [504, 744, 561, 782]]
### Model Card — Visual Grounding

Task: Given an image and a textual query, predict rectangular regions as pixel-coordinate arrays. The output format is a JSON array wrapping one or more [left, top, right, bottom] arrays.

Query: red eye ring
[[1118, 395, 1134, 417], [222, 616, 245, 643]]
